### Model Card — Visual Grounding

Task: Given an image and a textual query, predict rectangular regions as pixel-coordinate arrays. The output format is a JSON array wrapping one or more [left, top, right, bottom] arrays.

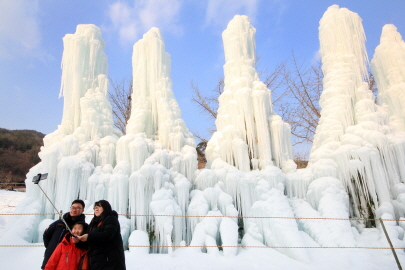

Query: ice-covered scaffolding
[[40, 24, 120, 215], [193, 15, 314, 261], [309, 5, 405, 220], [371, 24, 405, 132], [205, 15, 295, 173], [2, 24, 120, 242], [103, 28, 198, 251], [127, 28, 195, 152]]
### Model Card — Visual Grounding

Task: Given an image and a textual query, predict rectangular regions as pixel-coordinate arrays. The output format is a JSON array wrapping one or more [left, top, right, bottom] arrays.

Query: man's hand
[[77, 234, 88, 242]]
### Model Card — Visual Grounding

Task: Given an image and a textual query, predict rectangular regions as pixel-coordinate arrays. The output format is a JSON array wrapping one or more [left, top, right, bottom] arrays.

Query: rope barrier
[[0, 212, 402, 222], [0, 245, 45, 247], [0, 213, 60, 216], [2, 213, 402, 267], [0, 244, 404, 249]]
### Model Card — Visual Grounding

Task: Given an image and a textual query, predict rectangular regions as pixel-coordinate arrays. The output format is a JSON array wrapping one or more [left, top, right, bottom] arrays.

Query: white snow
[[1, 190, 405, 269]]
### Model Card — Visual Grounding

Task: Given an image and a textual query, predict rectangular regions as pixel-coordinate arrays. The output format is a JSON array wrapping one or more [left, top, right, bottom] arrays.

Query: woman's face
[[94, 205, 104, 217], [72, 224, 84, 236]]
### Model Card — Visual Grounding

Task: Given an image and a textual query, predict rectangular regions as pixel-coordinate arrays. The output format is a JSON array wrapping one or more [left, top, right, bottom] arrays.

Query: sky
[[0, 0, 404, 147]]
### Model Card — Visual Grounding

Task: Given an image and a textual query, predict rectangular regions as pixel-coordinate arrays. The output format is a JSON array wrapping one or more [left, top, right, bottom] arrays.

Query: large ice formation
[[199, 15, 311, 262], [205, 15, 295, 173], [36, 24, 121, 216], [371, 24, 405, 132], [85, 27, 198, 252], [1, 25, 199, 252], [309, 5, 405, 222], [0, 24, 121, 242]]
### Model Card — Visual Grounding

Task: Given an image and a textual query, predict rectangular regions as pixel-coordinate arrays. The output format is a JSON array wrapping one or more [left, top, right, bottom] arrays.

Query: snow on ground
[[0, 190, 404, 270], [0, 190, 25, 233]]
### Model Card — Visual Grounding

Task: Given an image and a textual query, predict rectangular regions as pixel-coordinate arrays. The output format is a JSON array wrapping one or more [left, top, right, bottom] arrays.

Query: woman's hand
[[77, 234, 88, 242]]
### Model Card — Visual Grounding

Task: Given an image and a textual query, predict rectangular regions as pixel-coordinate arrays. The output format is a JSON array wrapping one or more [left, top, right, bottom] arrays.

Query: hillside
[[0, 128, 44, 185]]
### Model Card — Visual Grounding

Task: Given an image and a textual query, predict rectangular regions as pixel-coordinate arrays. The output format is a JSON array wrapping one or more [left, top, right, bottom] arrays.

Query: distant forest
[[0, 128, 44, 184]]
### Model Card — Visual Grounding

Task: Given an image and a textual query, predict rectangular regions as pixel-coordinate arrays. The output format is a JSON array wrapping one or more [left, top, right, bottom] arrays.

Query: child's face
[[72, 224, 84, 236]]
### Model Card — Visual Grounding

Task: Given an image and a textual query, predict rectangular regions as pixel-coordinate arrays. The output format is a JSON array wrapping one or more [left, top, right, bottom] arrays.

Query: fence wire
[[1, 212, 404, 250], [0, 244, 404, 250], [0, 212, 402, 222]]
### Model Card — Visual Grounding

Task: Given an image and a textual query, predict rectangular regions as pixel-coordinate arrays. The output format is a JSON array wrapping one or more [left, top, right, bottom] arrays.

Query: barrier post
[[379, 218, 402, 270]]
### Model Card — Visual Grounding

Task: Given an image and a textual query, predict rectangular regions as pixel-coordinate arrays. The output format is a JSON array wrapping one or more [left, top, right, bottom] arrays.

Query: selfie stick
[[33, 173, 76, 237]]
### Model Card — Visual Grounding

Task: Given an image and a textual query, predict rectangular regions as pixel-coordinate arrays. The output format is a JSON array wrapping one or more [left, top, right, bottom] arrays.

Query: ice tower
[[1, 24, 120, 242], [40, 24, 119, 215], [371, 24, 405, 132], [127, 28, 195, 152], [193, 15, 310, 262], [205, 15, 295, 173], [59, 25, 110, 136], [310, 5, 405, 220], [110, 28, 198, 252]]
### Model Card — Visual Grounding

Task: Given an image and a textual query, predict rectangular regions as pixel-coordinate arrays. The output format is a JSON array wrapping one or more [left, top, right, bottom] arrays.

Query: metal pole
[[37, 183, 59, 214], [380, 218, 402, 270], [37, 182, 75, 236]]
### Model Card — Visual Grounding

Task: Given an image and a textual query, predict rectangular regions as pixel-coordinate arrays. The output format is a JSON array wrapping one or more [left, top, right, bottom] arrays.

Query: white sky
[[0, 0, 404, 144]]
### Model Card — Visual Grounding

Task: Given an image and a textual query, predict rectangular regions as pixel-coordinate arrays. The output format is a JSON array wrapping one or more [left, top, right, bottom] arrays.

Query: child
[[45, 221, 89, 270]]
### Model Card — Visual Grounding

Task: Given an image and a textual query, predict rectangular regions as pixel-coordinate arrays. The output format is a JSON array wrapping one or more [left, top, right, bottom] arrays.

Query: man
[[41, 199, 86, 269]]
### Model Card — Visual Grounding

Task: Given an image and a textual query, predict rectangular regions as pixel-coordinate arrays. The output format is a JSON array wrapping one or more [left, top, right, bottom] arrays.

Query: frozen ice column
[[116, 28, 196, 242], [371, 24, 405, 132], [206, 15, 294, 172], [5, 24, 118, 243], [310, 5, 369, 155], [126, 27, 195, 152], [309, 5, 397, 219], [48, 24, 117, 212], [59, 24, 109, 136]]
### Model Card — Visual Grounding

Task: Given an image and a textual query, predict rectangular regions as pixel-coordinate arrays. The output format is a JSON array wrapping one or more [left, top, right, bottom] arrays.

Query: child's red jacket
[[44, 233, 87, 270]]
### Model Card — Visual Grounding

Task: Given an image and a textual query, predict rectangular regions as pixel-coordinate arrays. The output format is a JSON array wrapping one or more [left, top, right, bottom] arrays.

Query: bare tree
[[108, 77, 133, 134], [272, 53, 322, 148], [368, 72, 378, 99], [190, 79, 224, 141]]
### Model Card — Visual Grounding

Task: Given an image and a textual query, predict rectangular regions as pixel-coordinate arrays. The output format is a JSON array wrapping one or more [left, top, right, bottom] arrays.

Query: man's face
[[70, 203, 84, 217]]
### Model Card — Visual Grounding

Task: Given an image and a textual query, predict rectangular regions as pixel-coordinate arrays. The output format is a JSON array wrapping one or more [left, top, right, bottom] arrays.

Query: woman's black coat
[[87, 211, 126, 270]]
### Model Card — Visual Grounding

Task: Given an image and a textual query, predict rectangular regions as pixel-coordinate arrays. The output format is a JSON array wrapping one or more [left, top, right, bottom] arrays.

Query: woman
[[77, 200, 126, 270], [45, 221, 89, 270]]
